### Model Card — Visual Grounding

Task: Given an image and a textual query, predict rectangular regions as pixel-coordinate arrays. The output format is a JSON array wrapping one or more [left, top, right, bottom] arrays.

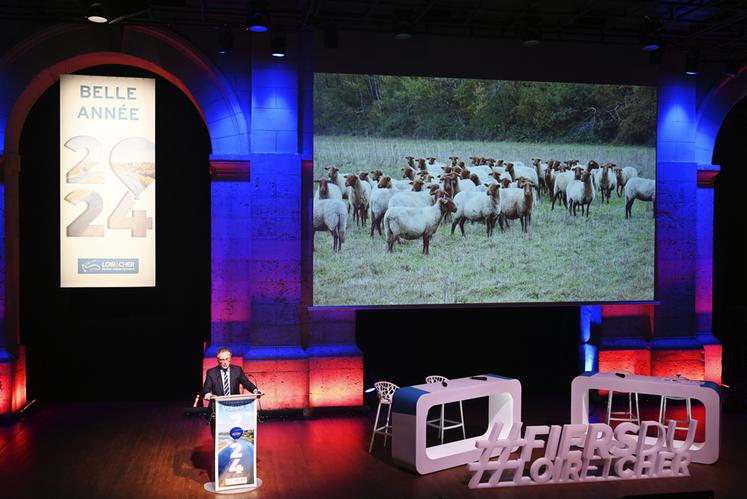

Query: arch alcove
[[0, 24, 249, 409]]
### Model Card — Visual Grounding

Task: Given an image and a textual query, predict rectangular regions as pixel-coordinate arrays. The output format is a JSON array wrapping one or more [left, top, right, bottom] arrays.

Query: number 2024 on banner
[[63, 135, 155, 238]]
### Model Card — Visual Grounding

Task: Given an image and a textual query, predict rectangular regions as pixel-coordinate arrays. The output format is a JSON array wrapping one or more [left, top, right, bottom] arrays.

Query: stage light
[[724, 59, 740, 77], [86, 2, 108, 23], [271, 34, 286, 57], [394, 21, 414, 40], [640, 16, 662, 52], [641, 34, 662, 52], [247, 2, 270, 33], [685, 54, 700, 75], [217, 26, 234, 55], [364, 387, 376, 393], [521, 28, 541, 47]]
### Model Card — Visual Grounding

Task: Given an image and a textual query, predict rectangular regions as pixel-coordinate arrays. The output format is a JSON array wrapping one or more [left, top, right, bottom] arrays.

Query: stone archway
[[0, 24, 250, 413], [695, 67, 747, 166]]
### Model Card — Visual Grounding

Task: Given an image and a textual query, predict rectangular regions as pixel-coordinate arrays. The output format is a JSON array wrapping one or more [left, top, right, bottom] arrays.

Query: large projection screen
[[60, 74, 156, 287], [313, 74, 656, 306]]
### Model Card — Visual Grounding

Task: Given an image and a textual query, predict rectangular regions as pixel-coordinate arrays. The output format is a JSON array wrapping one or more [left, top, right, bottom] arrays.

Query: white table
[[391, 374, 521, 474], [570, 372, 722, 464]]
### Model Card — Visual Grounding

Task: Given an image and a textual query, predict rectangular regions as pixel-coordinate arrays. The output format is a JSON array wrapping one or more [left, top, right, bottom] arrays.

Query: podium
[[203, 393, 262, 494]]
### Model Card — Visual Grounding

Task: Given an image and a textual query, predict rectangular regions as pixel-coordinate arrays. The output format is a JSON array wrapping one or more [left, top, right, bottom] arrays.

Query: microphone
[[248, 374, 265, 423]]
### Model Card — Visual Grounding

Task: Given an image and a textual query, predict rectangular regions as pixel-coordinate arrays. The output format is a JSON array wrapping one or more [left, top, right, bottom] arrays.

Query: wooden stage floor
[[0, 400, 744, 499]]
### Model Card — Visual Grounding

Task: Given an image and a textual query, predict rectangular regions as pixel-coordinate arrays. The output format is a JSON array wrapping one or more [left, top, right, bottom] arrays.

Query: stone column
[[244, 47, 309, 412], [696, 168, 721, 384], [0, 152, 26, 415], [206, 160, 252, 381]]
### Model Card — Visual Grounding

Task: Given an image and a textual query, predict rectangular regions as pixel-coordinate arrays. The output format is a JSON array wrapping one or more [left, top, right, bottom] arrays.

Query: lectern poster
[[60, 74, 156, 287], [215, 397, 257, 491]]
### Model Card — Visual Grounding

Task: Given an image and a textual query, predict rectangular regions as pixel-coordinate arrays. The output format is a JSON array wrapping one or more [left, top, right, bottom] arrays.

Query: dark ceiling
[[1, 1, 746, 63]]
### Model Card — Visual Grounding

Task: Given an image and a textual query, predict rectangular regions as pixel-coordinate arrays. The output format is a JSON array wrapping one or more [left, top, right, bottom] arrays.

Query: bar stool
[[425, 375, 466, 444], [659, 376, 694, 432], [369, 381, 399, 453], [606, 372, 640, 426]]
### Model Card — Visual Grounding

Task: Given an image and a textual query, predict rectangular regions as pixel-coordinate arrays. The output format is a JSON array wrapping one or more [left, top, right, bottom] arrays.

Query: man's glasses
[[217, 357, 231, 362]]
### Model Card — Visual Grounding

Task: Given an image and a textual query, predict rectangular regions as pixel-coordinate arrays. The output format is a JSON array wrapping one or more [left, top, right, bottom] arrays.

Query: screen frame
[[308, 70, 659, 309]]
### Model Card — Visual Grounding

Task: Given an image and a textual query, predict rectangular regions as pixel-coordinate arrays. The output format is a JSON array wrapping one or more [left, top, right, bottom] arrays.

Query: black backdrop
[[19, 66, 210, 402], [357, 306, 581, 422], [713, 96, 747, 384]]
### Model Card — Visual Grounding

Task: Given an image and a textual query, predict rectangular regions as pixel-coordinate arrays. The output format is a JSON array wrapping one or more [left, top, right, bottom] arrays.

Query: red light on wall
[[599, 349, 651, 375], [703, 345, 722, 385], [0, 363, 11, 415], [309, 356, 363, 408], [652, 350, 704, 380], [12, 347, 27, 413], [245, 358, 310, 411]]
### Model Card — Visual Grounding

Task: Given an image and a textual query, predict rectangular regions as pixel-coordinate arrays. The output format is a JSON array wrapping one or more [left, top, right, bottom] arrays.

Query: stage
[[0, 399, 743, 498]]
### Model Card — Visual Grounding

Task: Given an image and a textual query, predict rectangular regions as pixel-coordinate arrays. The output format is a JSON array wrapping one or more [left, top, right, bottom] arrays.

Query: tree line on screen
[[314, 74, 656, 146]]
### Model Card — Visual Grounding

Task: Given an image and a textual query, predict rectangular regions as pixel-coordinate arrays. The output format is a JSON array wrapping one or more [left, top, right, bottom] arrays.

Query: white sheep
[[357, 171, 376, 190], [505, 162, 538, 185], [624, 177, 656, 218], [615, 166, 639, 197], [369, 176, 396, 237], [388, 185, 441, 209], [499, 180, 536, 233], [313, 199, 347, 252], [325, 166, 350, 198], [314, 178, 343, 201], [566, 171, 596, 216], [384, 197, 458, 254], [596, 163, 617, 204], [424, 157, 447, 177], [505, 162, 540, 199], [345, 174, 372, 227], [467, 165, 494, 185], [451, 183, 502, 236], [552, 167, 581, 210], [391, 167, 417, 190], [532, 158, 549, 193]]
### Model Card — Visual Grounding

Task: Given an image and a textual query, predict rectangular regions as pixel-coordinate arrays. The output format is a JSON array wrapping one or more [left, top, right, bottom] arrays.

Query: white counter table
[[391, 374, 521, 474], [570, 371, 722, 464]]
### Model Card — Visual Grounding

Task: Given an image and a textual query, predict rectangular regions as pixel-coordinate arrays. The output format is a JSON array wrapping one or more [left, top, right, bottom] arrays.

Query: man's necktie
[[222, 369, 230, 396]]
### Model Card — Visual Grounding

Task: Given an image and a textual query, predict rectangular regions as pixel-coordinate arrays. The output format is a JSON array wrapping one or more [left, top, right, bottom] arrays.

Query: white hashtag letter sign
[[467, 420, 696, 488]]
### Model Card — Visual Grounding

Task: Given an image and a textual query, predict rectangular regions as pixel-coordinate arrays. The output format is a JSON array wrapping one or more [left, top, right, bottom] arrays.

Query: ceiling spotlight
[[394, 21, 414, 40], [685, 54, 699, 75], [641, 33, 662, 52], [247, 2, 270, 32], [271, 35, 286, 58], [724, 59, 741, 77], [248, 13, 270, 32], [640, 16, 662, 52], [86, 2, 109, 23], [217, 26, 233, 55], [521, 28, 542, 47]]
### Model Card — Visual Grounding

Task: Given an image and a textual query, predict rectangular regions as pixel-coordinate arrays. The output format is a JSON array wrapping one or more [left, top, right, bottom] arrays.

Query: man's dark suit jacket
[[202, 364, 258, 397]]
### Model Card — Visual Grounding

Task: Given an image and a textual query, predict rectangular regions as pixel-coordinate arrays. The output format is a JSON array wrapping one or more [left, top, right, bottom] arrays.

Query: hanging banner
[[215, 395, 258, 491], [60, 74, 155, 287]]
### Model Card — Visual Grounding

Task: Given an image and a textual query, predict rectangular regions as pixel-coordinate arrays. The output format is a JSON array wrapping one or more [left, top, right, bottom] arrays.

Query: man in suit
[[203, 347, 262, 434]]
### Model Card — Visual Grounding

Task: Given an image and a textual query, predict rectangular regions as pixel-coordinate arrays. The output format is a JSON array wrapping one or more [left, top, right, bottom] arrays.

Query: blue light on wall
[[583, 344, 598, 372], [579, 305, 600, 372], [658, 77, 696, 163]]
